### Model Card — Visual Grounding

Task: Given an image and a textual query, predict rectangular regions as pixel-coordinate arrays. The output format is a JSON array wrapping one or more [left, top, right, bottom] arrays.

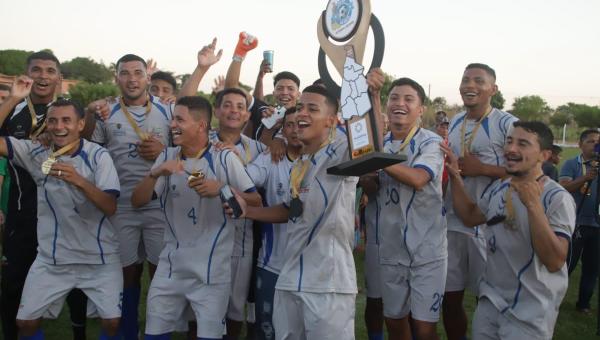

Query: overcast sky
[[2, 0, 599, 108]]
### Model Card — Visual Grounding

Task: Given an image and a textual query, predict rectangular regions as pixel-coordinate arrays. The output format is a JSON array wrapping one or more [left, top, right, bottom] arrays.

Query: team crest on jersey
[[276, 183, 285, 196], [116, 123, 122, 129]]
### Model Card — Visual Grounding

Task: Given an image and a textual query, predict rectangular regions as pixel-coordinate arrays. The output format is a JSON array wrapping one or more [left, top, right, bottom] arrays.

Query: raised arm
[[224, 32, 258, 89], [0, 76, 32, 128], [179, 38, 223, 97], [253, 59, 270, 101]]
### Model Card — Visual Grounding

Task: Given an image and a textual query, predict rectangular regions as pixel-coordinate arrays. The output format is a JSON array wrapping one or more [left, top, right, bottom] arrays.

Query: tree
[[67, 82, 119, 106], [549, 111, 572, 128], [432, 97, 447, 111], [61, 57, 113, 83], [564, 103, 600, 128], [379, 71, 395, 107], [491, 90, 505, 110], [510, 95, 551, 121], [0, 49, 33, 75]]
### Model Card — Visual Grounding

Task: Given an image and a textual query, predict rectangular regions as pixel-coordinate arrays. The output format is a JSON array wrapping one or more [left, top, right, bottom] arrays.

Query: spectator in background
[[435, 110, 449, 139], [150, 71, 177, 103], [560, 129, 600, 314], [0, 84, 10, 104], [543, 144, 562, 181]]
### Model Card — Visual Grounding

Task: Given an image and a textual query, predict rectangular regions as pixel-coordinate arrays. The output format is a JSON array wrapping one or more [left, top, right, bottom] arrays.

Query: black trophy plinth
[[327, 152, 405, 176]]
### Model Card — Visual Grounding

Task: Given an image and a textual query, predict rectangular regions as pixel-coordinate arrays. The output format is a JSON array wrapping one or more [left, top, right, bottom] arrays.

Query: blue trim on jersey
[[70, 139, 84, 158], [43, 176, 59, 265], [374, 197, 380, 245], [79, 150, 93, 172], [403, 189, 417, 265], [151, 101, 169, 121], [244, 187, 257, 193], [97, 215, 106, 264], [5, 137, 14, 160], [262, 223, 274, 267], [481, 117, 490, 137], [204, 148, 215, 175], [220, 150, 232, 184], [502, 249, 535, 313], [556, 232, 571, 241], [410, 137, 416, 154], [92, 148, 107, 166], [207, 212, 227, 284], [109, 103, 121, 119], [449, 114, 465, 134], [297, 177, 328, 292], [414, 164, 434, 181], [499, 114, 512, 136], [162, 176, 179, 278], [543, 187, 564, 212], [31, 145, 46, 157]]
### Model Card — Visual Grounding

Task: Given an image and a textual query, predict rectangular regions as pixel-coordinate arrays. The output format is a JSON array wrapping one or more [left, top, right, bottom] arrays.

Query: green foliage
[[511, 95, 552, 121], [0, 49, 34, 75], [61, 57, 113, 83], [431, 96, 447, 110], [491, 90, 505, 110], [67, 82, 119, 106], [556, 102, 600, 129], [549, 111, 572, 128], [378, 71, 395, 107]]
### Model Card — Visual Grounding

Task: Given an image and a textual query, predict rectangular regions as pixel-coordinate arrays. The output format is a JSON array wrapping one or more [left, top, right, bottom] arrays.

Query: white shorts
[[17, 259, 122, 320], [472, 297, 550, 340], [381, 259, 447, 322], [111, 208, 165, 267], [364, 242, 382, 299], [227, 255, 253, 321], [273, 290, 355, 340], [445, 230, 486, 294], [145, 275, 229, 338]]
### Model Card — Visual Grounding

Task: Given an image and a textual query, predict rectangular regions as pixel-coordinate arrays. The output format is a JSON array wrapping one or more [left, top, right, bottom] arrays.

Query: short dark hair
[[551, 144, 563, 155], [215, 88, 247, 108], [176, 96, 212, 125], [513, 121, 554, 151], [302, 84, 339, 114], [388, 78, 426, 104], [26, 51, 60, 70], [283, 106, 297, 124], [116, 54, 146, 71], [465, 63, 496, 81], [48, 97, 84, 118], [274, 71, 300, 88], [151, 71, 177, 91], [579, 129, 600, 144], [0, 84, 11, 92]]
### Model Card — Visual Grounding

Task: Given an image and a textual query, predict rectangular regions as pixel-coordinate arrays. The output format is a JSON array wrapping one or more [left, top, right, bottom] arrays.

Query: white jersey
[[91, 95, 172, 210], [209, 131, 266, 257], [276, 136, 358, 294], [378, 129, 446, 266], [152, 145, 256, 284], [6, 138, 120, 265], [364, 193, 379, 246], [446, 108, 518, 235], [246, 152, 294, 274], [477, 177, 575, 338]]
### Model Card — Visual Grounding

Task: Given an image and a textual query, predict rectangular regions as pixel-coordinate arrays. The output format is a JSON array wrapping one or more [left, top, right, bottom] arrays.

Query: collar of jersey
[[179, 143, 211, 160]]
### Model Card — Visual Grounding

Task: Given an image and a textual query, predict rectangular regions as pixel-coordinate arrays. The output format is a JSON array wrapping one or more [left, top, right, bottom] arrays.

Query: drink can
[[263, 50, 274, 72]]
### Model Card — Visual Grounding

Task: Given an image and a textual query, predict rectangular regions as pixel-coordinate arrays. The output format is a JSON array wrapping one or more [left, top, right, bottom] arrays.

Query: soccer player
[[442, 63, 518, 340], [543, 144, 562, 181], [209, 87, 266, 339], [442, 121, 575, 340], [560, 130, 600, 314], [0, 84, 10, 104], [2, 98, 121, 340], [225, 85, 359, 340], [89, 54, 171, 340], [369, 76, 446, 340], [150, 71, 177, 103], [131, 96, 260, 340], [245, 107, 302, 339], [0, 52, 88, 340]]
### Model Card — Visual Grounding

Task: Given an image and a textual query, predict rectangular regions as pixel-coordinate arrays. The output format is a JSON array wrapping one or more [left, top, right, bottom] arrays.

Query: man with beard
[[5, 98, 121, 340], [89, 54, 171, 340], [442, 121, 575, 340], [0, 52, 88, 340], [442, 63, 518, 340], [225, 85, 359, 340]]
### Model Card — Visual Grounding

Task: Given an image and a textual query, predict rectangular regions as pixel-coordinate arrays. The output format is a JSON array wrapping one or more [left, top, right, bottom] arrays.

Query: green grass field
[[3, 147, 599, 339]]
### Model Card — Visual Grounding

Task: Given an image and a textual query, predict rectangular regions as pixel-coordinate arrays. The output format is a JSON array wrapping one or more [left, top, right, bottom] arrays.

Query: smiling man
[[89, 54, 172, 340], [131, 96, 260, 340], [442, 121, 575, 340], [225, 85, 359, 340], [0, 98, 121, 340], [442, 63, 518, 340], [0, 52, 89, 340]]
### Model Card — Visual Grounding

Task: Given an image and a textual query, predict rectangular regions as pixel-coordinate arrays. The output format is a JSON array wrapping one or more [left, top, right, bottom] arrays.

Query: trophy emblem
[[317, 0, 405, 176]]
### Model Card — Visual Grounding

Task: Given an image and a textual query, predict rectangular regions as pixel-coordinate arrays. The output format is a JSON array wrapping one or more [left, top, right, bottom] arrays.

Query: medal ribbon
[[177, 144, 209, 175], [49, 139, 81, 159], [27, 95, 56, 139], [119, 96, 152, 141], [459, 107, 492, 157], [289, 135, 333, 200], [505, 174, 545, 228], [396, 125, 419, 154]]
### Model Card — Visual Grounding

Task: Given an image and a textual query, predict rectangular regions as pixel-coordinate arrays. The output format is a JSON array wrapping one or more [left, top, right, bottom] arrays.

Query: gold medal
[[41, 157, 56, 175], [187, 171, 205, 183]]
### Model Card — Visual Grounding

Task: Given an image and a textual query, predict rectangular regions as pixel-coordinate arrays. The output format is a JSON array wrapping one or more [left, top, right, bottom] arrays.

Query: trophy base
[[327, 152, 406, 176]]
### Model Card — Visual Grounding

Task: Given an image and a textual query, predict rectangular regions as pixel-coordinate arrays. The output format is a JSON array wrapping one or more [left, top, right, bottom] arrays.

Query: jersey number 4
[[187, 207, 197, 225]]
